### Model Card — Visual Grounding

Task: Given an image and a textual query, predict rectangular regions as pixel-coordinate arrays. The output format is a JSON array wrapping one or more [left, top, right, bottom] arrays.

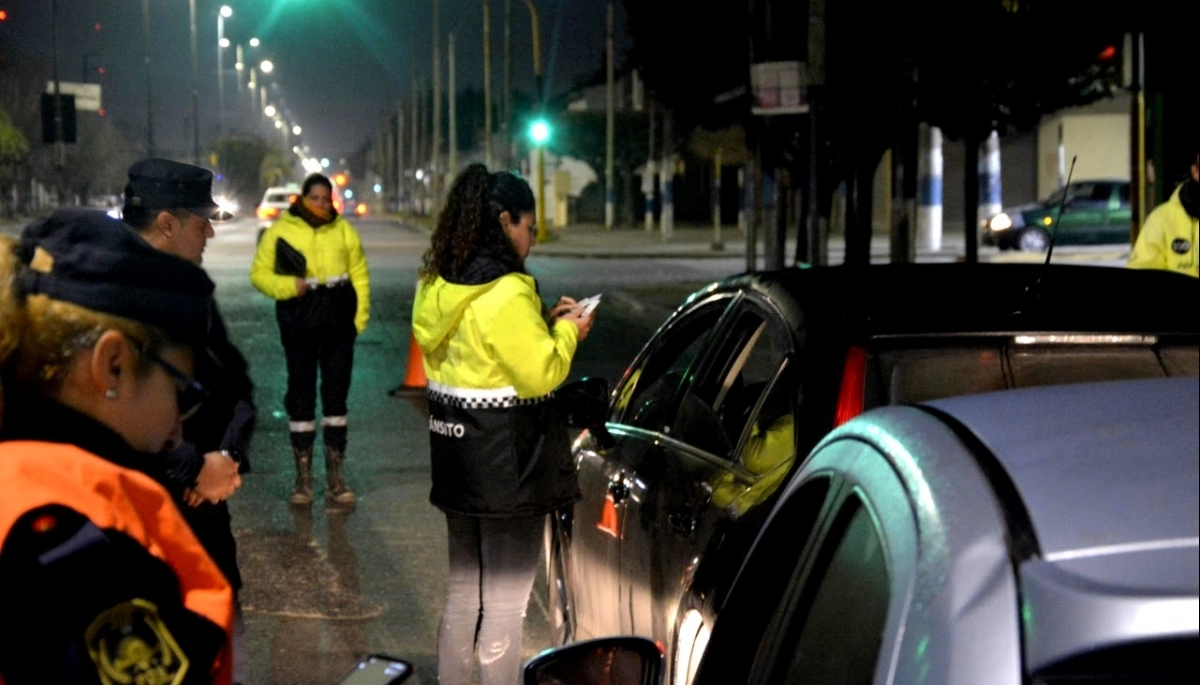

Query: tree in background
[[212, 136, 295, 206], [0, 107, 29, 217]]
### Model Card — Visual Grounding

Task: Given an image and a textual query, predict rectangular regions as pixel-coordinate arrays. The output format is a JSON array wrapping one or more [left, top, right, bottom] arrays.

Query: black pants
[[278, 285, 357, 423]]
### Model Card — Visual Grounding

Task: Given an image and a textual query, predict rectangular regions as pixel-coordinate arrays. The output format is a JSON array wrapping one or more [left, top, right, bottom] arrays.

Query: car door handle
[[607, 478, 629, 504], [668, 511, 697, 537]]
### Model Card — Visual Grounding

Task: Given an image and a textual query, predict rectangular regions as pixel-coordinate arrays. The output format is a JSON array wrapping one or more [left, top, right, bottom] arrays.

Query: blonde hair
[[0, 237, 168, 422]]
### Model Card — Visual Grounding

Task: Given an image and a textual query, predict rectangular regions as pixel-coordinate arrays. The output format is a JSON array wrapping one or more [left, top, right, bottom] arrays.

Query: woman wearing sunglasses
[[0, 209, 234, 684]]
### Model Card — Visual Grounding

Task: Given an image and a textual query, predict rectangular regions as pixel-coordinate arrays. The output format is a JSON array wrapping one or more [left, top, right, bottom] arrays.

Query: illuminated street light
[[260, 60, 274, 74], [217, 5, 232, 134], [264, 104, 276, 117], [249, 37, 260, 47], [292, 125, 302, 135]]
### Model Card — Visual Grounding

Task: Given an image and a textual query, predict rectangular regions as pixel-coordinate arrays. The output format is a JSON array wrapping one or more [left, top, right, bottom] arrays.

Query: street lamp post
[[217, 5, 232, 136], [141, 0, 155, 156], [189, 0, 200, 165], [519, 0, 545, 241]]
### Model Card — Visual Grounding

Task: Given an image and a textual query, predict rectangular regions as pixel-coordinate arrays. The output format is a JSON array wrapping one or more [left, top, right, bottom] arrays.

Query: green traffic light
[[529, 119, 550, 145]]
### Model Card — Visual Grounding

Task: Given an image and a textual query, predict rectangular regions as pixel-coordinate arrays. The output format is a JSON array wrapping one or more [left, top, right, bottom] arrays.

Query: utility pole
[[189, 0, 200, 165], [644, 100, 655, 232], [604, 1, 615, 230], [1129, 31, 1146, 243], [449, 32, 458, 178], [503, 0, 513, 169], [141, 0, 155, 157], [50, 0, 65, 178], [519, 0, 545, 241], [432, 0, 442, 216], [483, 0, 493, 168]]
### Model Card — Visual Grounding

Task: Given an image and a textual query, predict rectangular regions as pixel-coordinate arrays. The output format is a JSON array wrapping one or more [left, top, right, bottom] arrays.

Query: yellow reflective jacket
[[412, 272, 578, 397], [1127, 185, 1199, 278], [412, 270, 581, 516], [249, 210, 371, 333]]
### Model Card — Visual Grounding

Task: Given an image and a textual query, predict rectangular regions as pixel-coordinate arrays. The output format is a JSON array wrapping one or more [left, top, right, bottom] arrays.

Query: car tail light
[[833, 346, 867, 426], [256, 206, 280, 221]]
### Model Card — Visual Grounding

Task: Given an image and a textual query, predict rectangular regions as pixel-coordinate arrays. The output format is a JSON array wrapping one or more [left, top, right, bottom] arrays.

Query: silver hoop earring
[[105, 389, 118, 400]]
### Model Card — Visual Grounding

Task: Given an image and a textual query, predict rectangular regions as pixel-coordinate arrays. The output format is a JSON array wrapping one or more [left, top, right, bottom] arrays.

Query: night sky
[[0, 0, 629, 162]]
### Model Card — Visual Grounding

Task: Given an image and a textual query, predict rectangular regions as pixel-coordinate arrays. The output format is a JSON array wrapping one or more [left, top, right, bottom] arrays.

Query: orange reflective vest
[[0, 441, 233, 685]]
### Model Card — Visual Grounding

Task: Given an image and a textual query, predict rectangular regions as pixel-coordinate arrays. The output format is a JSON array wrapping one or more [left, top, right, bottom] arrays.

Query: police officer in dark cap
[[1, 208, 235, 683], [120, 158, 256, 684], [122, 157, 235, 265]]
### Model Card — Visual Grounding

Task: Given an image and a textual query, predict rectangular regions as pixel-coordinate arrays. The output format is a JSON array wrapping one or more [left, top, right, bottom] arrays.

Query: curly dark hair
[[420, 163, 535, 282]]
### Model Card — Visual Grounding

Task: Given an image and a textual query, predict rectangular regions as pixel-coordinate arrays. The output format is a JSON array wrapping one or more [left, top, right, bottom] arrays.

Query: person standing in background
[[412, 164, 595, 685], [251, 172, 370, 506]]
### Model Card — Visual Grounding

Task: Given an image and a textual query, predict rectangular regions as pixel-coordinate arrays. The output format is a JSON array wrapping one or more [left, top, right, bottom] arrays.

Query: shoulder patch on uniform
[[85, 598, 190, 685], [1171, 238, 1191, 255]]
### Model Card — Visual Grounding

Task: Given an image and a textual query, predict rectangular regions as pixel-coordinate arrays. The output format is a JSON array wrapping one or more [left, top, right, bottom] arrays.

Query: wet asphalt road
[[204, 216, 744, 684]]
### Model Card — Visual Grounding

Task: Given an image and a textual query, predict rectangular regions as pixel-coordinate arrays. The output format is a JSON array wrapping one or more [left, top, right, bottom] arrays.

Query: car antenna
[[1021, 155, 1077, 304]]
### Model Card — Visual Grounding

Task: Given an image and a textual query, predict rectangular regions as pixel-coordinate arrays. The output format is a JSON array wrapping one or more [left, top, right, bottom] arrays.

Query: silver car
[[525, 376, 1199, 685]]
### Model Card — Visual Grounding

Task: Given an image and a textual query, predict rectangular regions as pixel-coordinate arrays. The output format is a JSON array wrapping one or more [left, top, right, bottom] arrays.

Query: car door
[[1058, 181, 1110, 244], [568, 293, 736, 641], [690, 438, 919, 685], [1104, 182, 1133, 244], [621, 299, 797, 655]]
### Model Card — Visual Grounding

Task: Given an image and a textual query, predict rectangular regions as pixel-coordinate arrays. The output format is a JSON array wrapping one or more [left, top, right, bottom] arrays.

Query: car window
[[672, 308, 790, 457], [868, 339, 1196, 406], [1116, 183, 1131, 205], [1008, 346, 1169, 388], [769, 495, 889, 685], [873, 345, 1007, 405], [715, 365, 798, 515], [1064, 182, 1109, 208], [689, 478, 833, 685], [615, 297, 731, 432], [267, 193, 293, 203]]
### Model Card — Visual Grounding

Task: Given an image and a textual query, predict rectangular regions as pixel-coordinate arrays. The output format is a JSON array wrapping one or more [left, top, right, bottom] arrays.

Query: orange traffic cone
[[596, 493, 619, 538], [387, 333, 427, 397]]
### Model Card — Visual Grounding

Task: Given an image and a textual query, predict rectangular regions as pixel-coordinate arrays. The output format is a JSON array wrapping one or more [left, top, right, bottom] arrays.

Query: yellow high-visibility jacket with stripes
[[250, 210, 371, 334], [412, 267, 581, 517]]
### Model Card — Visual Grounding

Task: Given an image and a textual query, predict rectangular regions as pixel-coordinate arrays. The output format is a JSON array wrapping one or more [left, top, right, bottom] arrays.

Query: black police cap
[[15, 208, 215, 348], [123, 158, 234, 221]]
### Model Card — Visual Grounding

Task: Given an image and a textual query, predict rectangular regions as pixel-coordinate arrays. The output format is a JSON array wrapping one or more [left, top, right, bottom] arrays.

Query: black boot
[[324, 445, 356, 504], [289, 432, 315, 506]]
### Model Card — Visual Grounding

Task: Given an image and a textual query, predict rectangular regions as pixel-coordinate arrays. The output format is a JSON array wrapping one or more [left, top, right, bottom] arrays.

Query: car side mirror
[[557, 377, 611, 429], [523, 636, 663, 685]]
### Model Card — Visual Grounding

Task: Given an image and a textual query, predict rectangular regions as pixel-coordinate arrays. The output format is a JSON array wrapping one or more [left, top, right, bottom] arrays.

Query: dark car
[[546, 263, 1199, 685], [528, 376, 1199, 685], [981, 179, 1131, 251]]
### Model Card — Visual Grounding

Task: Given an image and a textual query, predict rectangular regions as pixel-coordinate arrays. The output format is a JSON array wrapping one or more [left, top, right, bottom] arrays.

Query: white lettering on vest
[[429, 416, 466, 438]]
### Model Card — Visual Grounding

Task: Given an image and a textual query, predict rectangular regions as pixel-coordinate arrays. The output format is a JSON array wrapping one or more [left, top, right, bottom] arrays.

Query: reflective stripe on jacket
[[0, 441, 233, 685], [250, 210, 372, 333]]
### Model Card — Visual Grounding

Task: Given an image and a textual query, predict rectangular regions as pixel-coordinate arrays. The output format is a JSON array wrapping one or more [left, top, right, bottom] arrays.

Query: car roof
[[816, 377, 1197, 675], [924, 377, 1198, 575], [924, 377, 1199, 669], [697, 264, 1199, 338]]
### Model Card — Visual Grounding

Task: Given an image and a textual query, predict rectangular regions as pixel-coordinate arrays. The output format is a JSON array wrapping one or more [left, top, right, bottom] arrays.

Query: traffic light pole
[[521, 0, 546, 242]]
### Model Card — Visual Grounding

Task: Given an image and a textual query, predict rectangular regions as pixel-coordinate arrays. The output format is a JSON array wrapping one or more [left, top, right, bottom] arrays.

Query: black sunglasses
[[147, 352, 208, 420]]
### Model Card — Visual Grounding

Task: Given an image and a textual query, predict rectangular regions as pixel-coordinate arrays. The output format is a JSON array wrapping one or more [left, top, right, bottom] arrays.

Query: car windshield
[[870, 339, 1198, 406], [267, 193, 292, 203]]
